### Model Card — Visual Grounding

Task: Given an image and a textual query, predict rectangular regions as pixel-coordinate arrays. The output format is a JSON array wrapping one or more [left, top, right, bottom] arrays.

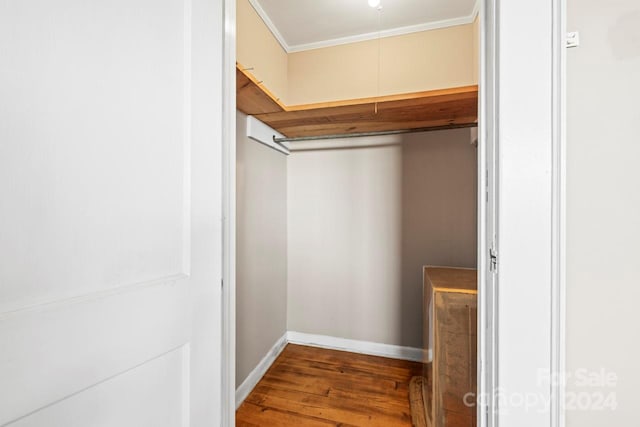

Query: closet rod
[[273, 123, 477, 143]]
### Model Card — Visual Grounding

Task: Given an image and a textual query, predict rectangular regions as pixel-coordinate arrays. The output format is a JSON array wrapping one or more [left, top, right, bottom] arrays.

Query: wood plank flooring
[[236, 344, 423, 427]]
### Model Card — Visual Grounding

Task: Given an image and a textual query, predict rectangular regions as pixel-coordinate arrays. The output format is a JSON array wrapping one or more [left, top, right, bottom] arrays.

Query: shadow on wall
[[236, 112, 288, 387], [286, 128, 477, 349], [399, 130, 477, 348]]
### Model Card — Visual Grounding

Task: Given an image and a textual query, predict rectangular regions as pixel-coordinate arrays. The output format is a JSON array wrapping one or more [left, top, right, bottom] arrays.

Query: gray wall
[[287, 129, 477, 348], [566, 1, 640, 425], [235, 112, 287, 387]]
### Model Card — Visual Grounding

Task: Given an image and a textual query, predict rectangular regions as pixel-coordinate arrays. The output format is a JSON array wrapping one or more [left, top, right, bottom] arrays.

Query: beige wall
[[287, 129, 477, 348], [287, 24, 476, 105], [237, 0, 289, 103], [236, 112, 288, 387], [472, 16, 479, 84], [237, 0, 476, 106], [566, 1, 640, 425]]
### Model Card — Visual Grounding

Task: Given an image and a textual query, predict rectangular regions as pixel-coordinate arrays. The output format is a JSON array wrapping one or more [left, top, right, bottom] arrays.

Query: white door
[[0, 0, 224, 426]]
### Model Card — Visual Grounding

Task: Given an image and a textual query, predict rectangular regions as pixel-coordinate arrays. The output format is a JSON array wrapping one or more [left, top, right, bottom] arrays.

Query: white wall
[[287, 129, 477, 348], [235, 112, 287, 387], [566, 1, 640, 425]]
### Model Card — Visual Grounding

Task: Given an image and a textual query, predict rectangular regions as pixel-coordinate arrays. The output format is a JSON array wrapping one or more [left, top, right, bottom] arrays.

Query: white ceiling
[[251, 0, 478, 52]]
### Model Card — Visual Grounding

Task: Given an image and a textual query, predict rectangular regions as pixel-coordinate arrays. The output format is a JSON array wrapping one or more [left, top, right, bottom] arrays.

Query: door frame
[[219, 0, 567, 425], [478, 0, 566, 426], [221, 0, 237, 425]]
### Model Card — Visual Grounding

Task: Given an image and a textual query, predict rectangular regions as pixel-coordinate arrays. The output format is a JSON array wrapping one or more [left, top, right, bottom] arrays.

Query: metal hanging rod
[[273, 123, 477, 144]]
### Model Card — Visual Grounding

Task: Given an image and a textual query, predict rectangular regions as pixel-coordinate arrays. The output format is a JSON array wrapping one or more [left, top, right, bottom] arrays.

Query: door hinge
[[489, 247, 498, 272]]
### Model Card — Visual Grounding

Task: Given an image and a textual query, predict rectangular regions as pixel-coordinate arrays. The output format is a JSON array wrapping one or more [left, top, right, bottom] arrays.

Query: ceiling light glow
[[368, 0, 381, 8]]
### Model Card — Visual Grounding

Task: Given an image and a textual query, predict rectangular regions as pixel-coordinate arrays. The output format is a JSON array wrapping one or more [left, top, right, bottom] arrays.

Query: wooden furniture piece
[[236, 64, 478, 139], [423, 267, 477, 427]]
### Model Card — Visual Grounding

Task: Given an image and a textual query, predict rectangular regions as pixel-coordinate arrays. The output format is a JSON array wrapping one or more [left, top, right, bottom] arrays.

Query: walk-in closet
[[235, 1, 480, 425]]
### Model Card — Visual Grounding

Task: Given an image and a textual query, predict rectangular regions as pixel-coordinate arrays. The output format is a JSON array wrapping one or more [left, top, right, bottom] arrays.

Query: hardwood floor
[[236, 344, 423, 426]]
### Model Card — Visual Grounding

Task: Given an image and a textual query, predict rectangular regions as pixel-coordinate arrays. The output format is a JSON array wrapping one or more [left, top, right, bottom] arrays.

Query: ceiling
[[251, 0, 478, 52]]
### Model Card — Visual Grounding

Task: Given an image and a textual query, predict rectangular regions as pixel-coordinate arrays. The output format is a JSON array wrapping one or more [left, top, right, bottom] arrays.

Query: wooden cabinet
[[423, 267, 477, 427]]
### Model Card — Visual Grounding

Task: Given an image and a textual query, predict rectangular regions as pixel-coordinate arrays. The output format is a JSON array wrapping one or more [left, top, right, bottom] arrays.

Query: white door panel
[[0, 0, 189, 312], [0, 282, 189, 425], [10, 346, 189, 427], [0, 0, 223, 425]]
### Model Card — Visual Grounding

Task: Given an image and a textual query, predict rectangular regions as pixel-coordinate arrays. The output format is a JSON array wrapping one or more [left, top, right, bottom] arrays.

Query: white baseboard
[[235, 331, 430, 409], [286, 331, 430, 363], [235, 332, 288, 409]]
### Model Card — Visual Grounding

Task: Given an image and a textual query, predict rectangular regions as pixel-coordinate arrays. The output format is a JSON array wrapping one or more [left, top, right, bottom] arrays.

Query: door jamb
[[221, 0, 237, 424], [551, 0, 567, 425], [478, 0, 566, 426]]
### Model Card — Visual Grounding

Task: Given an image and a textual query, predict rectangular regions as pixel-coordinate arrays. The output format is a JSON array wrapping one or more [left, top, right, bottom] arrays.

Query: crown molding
[[247, 0, 290, 53], [288, 15, 475, 53], [471, 0, 480, 21], [249, 0, 481, 54]]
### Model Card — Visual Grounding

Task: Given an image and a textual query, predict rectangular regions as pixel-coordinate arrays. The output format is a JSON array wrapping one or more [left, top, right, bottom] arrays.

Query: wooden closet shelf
[[236, 65, 478, 139]]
